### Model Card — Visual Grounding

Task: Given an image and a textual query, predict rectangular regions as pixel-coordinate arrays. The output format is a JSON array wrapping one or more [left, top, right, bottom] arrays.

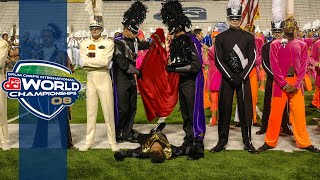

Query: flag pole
[[247, 0, 251, 31]]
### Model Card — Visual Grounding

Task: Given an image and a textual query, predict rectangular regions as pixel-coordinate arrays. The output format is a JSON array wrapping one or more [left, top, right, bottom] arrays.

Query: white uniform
[[79, 36, 117, 150], [67, 36, 74, 65], [73, 39, 80, 69], [0, 39, 10, 150]]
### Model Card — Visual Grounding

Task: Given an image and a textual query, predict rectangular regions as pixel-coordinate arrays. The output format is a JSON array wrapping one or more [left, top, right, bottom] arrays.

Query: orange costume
[[265, 38, 311, 148]]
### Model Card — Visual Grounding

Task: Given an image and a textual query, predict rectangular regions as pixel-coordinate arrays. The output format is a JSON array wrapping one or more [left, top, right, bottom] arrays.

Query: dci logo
[[2, 60, 81, 120]]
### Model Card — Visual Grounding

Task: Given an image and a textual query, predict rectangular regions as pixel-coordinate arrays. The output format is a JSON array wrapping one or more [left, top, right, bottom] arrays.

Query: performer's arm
[[270, 42, 287, 88], [81, 40, 114, 68], [167, 44, 201, 74], [262, 44, 273, 77], [0, 41, 9, 68], [114, 147, 148, 161], [113, 41, 130, 71], [239, 34, 256, 80], [311, 42, 319, 62], [138, 39, 151, 50], [170, 145, 184, 157], [294, 43, 308, 89], [126, 147, 149, 158], [214, 36, 234, 80]]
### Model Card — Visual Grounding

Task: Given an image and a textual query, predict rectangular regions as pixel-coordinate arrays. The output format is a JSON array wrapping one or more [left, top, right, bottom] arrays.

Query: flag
[[240, 0, 260, 31]]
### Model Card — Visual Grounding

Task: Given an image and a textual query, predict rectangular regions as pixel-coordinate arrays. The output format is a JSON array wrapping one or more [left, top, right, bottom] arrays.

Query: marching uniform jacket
[[113, 37, 150, 81], [215, 28, 256, 82], [270, 38, 308, 97]]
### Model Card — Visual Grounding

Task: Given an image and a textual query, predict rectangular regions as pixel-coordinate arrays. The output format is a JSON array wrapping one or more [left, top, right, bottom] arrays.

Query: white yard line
[[7, 112, 29, 123], [256, 106, 262, 119]]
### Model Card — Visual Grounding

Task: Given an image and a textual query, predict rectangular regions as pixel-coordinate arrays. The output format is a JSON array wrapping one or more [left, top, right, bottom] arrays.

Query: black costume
[[114, 131, 183, 161], [213, 27, 257, 152], [161, 0, 205, 160], [259, 41, 291, 134], [168, 34, 202, 150], [113, 1, 150, 142], [113, 37, 149, 142]]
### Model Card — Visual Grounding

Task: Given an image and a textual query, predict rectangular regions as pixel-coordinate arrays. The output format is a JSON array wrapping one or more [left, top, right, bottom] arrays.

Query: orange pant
[[210, 91, 219, 125], [303, 74, 312, 92], [249, 68, 258, 124], [265, 77, 311, 148], [259, 69, 266, 91], [203, 69, 211, 109], [312, 86, 320, 108]]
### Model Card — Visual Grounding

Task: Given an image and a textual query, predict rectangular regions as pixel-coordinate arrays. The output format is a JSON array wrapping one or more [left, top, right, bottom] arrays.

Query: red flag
[[137, 28, 180, 121], [241, 0, 260, 31]]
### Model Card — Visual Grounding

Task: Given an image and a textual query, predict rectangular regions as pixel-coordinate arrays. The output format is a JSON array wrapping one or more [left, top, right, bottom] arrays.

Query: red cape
[[137, 28, 179, 121]]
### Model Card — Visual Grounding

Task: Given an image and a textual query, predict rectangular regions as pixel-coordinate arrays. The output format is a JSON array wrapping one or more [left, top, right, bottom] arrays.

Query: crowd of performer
[[0, 0, 320, 163]]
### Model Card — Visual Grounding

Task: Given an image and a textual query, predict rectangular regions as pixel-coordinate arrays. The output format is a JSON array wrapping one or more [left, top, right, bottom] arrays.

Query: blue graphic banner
[[19, 0, 68, 179]]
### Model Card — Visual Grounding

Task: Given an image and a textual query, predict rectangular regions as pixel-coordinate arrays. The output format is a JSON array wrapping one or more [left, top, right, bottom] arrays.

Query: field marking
[[8, 112, 29, 123]]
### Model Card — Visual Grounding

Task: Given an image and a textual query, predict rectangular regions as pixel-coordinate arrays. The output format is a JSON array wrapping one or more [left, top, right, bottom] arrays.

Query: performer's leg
[[116, 81, 130, 139], [84, 74, 98, 145], [203, 69, 211, 109], [289, 90, 312, 148], [259, 69, 266, 91], [216, 79, 234, 145], [311, 86, 320, 108], [236, 85, 254, 148], [249, 69, 258, 124], [259, 77, 273, 134], [281, 102, 292, 134], [0, 85, 10, 150], [265, 91, 287, 147], [97, 75, 117, 147], [0, 123, 10, 150], [179, 81, 195, 145], [209, 91, 218, 126], [122, 83, 137, 139], [303, 74, 312, 92]]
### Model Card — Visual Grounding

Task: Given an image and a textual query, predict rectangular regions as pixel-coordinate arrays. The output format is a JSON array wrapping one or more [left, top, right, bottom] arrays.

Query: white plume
[[272, 0, 286, 22], [227, 0, 241, 8], [85, 0, 103, 16]]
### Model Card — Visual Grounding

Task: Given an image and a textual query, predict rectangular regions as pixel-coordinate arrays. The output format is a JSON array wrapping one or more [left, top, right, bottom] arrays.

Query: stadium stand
[[0, 0, 319, 36]]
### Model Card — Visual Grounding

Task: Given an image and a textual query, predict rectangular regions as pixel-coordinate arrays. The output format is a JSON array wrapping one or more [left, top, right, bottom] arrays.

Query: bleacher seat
[[0, 0, 319, 36]]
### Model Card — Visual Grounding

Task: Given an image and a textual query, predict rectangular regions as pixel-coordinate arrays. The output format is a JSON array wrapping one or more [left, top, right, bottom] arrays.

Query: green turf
[[1, 149, 320, 180]]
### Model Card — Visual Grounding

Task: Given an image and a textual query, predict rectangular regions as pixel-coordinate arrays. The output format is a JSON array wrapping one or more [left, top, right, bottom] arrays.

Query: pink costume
[[270, 38, 308, 97], [255, 37, 264, 77], [311, 40, 320, 87], [206, 46, 222, 91], [136, 49, 149, 69]]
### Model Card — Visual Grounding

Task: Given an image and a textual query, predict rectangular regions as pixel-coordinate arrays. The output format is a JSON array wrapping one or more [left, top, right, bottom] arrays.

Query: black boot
[[179, 141, 192, 155], [244, 144, 259, 154], [258, 143, 274, 152], [116, 130, 123, 143], [209, 142, 226, 153], [150, 122, 166, 134], [114, 150, 128, 161], [187, 141, 204, 160], [234, 122, 241, 127], [256, 128, 266, 135], [253, 123, 261, 127], [301, 145, 320, 153]]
